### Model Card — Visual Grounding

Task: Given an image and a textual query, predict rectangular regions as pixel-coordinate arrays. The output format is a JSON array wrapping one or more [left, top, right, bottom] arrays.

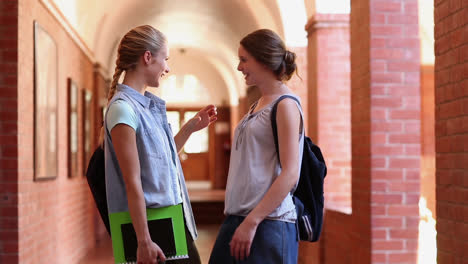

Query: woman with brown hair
[[209, 29, 304, 263], [103, 25, 217, 264]]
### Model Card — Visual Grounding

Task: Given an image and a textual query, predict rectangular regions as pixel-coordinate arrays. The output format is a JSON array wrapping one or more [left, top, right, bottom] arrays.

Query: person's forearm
[[245, 169, 299, 225], [126, 179, 152, 243], [174, 121, 194, 153]]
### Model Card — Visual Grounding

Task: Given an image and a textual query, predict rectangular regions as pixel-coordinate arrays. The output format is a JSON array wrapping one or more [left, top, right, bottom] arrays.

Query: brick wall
[[299, 13, 352, 264], [0, 0, 19, 263], [302, 0, 422, 263], [307, 13, 351, 214], [16, 0, 99, 263], [368, 0, 421, 262], [434, 0, 468, 263]]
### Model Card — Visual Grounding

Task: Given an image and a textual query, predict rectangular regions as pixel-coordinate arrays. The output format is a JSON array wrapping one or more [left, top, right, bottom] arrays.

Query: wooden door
[[167, 109, 210, 182]]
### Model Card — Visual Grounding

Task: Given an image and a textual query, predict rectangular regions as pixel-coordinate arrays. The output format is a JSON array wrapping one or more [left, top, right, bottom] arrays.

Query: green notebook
[[109, 204, 188, 264]]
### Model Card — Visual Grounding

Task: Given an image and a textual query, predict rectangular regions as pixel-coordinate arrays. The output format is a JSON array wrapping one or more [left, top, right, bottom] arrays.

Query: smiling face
[[237, 45, 270, 86], [145, 43, 170, 87]]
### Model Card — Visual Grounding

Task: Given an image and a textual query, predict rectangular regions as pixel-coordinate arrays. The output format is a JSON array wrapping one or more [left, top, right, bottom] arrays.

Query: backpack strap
[[271, 95, 303, 167]]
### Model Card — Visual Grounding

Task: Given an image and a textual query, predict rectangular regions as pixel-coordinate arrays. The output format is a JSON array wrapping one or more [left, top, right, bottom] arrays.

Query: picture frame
[[33, 21, 58, 181], [68, 78, 79, 178], [82, 89, 92, 174]]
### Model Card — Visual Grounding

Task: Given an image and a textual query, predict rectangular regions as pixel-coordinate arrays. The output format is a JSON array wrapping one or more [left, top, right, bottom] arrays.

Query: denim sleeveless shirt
[[104, 84, 197, 239], [224, 94, 304, 223]]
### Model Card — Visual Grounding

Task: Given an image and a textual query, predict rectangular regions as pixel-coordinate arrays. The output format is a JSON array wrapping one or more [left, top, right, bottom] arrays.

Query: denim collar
[[117, 84, 166, 108]]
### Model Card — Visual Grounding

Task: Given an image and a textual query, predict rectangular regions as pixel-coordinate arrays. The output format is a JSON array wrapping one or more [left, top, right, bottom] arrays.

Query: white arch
[[45, 0, 293, 106]]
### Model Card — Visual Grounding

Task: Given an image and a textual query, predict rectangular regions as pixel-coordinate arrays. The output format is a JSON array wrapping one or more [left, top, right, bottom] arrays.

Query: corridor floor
[[78, 224, 220, 264]]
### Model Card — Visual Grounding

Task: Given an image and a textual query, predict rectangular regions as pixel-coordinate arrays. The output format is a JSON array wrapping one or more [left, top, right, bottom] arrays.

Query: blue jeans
[[209, 215, 298, 264]]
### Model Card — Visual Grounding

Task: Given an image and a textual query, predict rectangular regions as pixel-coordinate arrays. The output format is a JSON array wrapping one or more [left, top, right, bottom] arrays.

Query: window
[[166, 111, 180, 134], [183, 111, 208, 153], [149, 74, 209, 105], [149, 74, 210, 154], [166, 110, 209, 154]]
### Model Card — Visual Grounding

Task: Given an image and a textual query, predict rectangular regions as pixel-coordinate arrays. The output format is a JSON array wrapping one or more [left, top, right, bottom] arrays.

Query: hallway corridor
[[78, 224, 220, 264], [1, 0, 466, 263]]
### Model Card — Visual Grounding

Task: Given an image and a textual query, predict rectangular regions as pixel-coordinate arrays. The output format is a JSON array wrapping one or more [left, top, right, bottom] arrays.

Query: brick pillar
[[351, 0, 421, 263], [0, 1, 19, 263], [298, 13, 351, 264], [306, 13, 351, 213], [434, 0, 468, 263]]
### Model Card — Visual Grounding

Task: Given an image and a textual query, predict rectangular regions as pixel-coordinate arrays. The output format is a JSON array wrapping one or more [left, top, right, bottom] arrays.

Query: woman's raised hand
[[188, 105, 218, 132]]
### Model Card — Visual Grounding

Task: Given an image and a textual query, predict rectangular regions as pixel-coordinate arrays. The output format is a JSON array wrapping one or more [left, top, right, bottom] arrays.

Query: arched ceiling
[[45, 0, 309, 105], [147, 47, 230, 107]]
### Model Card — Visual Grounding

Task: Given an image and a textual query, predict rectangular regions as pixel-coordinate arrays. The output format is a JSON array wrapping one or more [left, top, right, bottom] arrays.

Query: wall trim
[[39, 0, 97, 66]]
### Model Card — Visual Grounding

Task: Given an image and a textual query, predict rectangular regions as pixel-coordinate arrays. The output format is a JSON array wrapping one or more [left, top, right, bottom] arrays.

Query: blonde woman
[[103, 25, 217, 264]]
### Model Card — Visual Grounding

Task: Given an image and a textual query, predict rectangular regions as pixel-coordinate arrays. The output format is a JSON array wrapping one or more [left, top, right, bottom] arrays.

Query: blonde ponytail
[[99, 66, 123, 147]]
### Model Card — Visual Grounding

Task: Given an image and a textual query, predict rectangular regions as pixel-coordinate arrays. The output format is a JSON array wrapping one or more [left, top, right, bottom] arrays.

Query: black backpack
[[270, 95, 327, 242], [85, 145, 111, 235]]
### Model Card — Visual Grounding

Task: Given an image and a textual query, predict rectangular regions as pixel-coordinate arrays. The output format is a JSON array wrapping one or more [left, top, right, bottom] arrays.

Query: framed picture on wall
[[82, 89, 92, 174], [33, 21, 58, 181], [68, 78, 79, 178]]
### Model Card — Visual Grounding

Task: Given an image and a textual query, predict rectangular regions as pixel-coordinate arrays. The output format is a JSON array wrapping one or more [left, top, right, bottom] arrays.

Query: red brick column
[[0, 1, 19, 263], [299, 14, 352, 264], [351, 0, 422, 263], [434, 0, 468, 263], [306, 13, 351, 213]]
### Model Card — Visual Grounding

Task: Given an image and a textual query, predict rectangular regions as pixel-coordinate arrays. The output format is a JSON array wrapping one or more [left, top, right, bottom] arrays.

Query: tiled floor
[[193, 224, 220, 263], [78, 224, 220, 264]]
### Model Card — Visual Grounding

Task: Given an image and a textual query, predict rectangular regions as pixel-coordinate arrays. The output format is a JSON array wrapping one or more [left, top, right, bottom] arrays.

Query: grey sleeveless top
[[224, 94, 304, 222]]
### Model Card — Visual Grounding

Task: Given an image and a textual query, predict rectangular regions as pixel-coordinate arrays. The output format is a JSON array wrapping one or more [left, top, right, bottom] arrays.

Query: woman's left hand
[[229, 217, 259, 261], [188, 105, 217, 132]]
